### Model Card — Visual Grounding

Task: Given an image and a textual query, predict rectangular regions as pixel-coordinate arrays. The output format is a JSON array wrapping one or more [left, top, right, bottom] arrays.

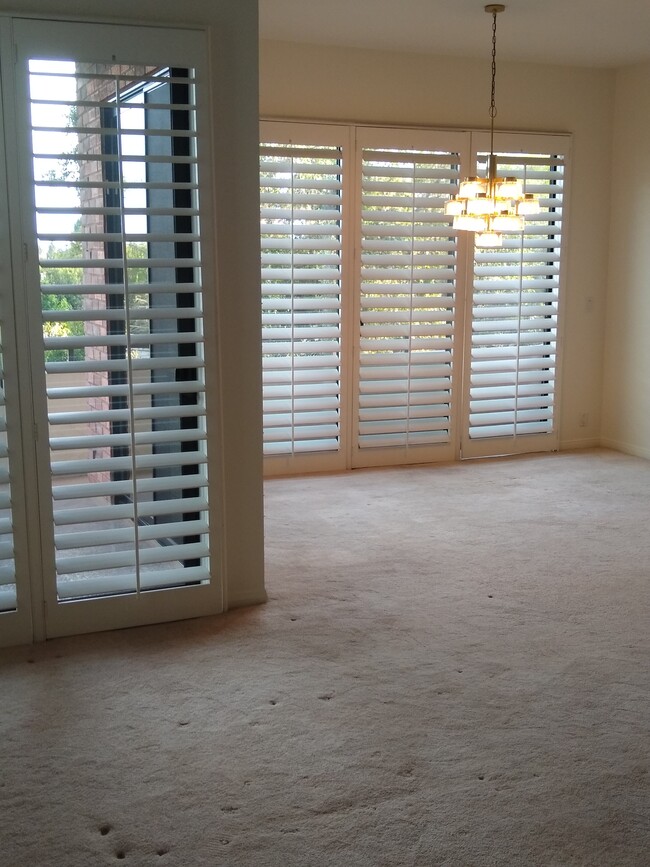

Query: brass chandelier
[[445, 4, 536, 247]]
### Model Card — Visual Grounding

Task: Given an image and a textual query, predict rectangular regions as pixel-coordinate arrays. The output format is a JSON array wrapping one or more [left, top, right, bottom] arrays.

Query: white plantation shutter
[[28, 60, 211, 598], [463, 143, 566, 456], [260, 137, 343, 459], [0, 334, 16, 612], [258, 123, 569, 473], [356, 140, 461, 458]]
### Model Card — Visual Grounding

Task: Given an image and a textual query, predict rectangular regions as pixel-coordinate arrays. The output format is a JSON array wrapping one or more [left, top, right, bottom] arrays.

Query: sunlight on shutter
[[358, 149, 459, 449], [260, 143, 343, 455], [29, 60, 210, 599]]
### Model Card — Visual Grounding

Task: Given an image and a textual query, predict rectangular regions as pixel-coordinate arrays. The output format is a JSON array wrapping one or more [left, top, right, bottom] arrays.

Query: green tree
[[40, 236, 149, 361], [40, 238, 84, 362]]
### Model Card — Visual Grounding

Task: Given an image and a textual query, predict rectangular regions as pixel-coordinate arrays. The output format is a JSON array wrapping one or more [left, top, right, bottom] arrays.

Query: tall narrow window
[[260, 140, 343, 458], [357, 145, 459, 454], [464, 150, 564, 454], [30, 60, 210, 598]]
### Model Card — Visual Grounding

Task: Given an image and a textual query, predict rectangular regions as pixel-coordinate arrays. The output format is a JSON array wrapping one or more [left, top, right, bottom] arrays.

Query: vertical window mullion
[[102, 100, 135, 526], [170, 70, 201, 567]]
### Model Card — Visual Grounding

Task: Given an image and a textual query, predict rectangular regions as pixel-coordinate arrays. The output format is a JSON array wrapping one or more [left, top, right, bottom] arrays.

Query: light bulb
[[492, 213, 524, 233], [517, 194, 537, 215], [459, 177, 487, 199], [454, 214, 487, 232], [467, 194, 496, 216], [445, 198, 465, 216], [496, 176, 523, 199], [475, 231, 503, 248]]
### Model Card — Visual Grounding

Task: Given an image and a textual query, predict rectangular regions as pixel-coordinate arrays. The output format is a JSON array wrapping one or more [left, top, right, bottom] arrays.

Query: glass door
[[6, 18, 222, 639]]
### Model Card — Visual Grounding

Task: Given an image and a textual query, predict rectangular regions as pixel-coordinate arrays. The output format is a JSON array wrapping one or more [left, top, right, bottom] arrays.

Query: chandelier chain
[[445, 4, 534, 246], [489, 8, 498, 163], [490, 9, 498, 120]]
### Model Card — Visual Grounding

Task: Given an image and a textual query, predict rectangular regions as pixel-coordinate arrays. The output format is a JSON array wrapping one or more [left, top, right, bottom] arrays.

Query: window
[[461, 142, 564, 459], [261, 122, 570, 473], [260, 135, 344, 458], [358, 141, 459, 452], [32, 60, 210, 598], [0, 17, 224, 645]]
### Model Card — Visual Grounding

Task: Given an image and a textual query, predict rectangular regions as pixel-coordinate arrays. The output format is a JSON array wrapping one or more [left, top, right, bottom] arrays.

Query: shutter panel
[[466, 151, 564, 450], [357, 147, 459, 452], [29, 60, 210, 598], [260, 142, 343, 457], [0, 332, 16, 612], [257, 124, 569, 472]]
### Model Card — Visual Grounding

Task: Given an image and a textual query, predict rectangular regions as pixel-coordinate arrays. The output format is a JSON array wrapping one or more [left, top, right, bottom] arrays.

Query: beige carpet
[[1, 449, 648, 866]]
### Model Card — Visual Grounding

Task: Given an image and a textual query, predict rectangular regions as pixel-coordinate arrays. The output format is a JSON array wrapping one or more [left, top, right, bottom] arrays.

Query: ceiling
[[258, 0, 650, 69]]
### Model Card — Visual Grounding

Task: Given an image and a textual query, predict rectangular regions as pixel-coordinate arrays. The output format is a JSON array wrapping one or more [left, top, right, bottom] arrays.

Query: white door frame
[[1, 15, 225, 643]]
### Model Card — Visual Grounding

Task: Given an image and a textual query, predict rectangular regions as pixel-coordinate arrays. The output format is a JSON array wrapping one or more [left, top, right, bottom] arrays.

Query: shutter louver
[[260, 144, 343, 456], [358, 149, 459, 449], [0, 334, 17, 612], [468, 152, 564, 444], [29, 60, 210, 599]]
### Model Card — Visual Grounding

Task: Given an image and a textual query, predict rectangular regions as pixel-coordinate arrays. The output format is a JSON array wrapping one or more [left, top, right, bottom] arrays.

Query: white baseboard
[[599, 437, 650, 461], [559, 437, 601, 451]]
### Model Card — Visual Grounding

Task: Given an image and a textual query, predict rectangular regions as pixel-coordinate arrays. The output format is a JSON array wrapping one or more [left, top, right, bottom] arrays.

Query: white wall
[[0, 0, 266, 609], [602, 63, 650, 458], [260, 39, 616, 450]]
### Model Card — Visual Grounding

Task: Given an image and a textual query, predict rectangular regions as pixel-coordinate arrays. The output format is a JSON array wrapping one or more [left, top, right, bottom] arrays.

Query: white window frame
[[260, 120, 571, 476], [0, 16, 224, 645], [260, 121, 353, 477], [352, 125, 472, 469], [460, 131, 570, 459]]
